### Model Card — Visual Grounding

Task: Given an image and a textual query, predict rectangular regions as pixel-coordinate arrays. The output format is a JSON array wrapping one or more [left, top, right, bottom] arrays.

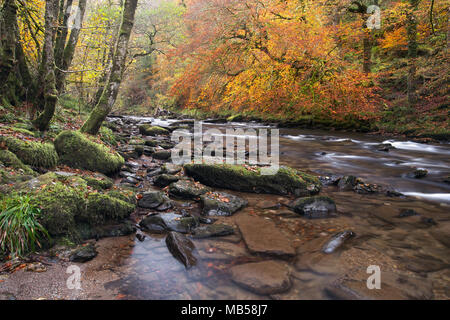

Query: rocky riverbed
[[1, 116, 449, 300]]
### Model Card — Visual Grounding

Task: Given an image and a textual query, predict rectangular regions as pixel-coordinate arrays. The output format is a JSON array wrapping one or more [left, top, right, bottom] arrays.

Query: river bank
[[1, 115, 449, 300]]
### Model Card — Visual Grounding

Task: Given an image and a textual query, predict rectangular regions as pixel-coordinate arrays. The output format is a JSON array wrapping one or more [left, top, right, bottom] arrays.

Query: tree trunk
[[363, 28, 372, 74], [0, 0, 21, 105], [81, 0, 139, 135], [92, 0, 123, 107], [34, 0, 59, 131], [54, 0, 72, 67], [407, 0, 419, 107], [56, 0, 87, 92]]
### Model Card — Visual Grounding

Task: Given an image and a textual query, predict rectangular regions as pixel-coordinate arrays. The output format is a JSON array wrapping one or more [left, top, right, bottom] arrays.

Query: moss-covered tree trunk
[[407, 0, 420, 107], [55, 0, 87, 93], [34, 0, 59, 131], [81, 0, 138, 135], [0, 0, 21, 105]]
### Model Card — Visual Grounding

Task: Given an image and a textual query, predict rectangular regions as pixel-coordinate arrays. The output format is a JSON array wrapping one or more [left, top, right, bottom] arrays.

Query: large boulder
[[184, 164, 321, 196], [15, 172, 135, 241], [0, 135, 58, 168], [200, 191, 248, 216], [54, 130, 124, 175]]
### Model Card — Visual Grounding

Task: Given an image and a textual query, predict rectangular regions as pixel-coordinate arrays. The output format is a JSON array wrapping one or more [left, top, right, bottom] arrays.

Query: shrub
[[0, 195, 50, 257]]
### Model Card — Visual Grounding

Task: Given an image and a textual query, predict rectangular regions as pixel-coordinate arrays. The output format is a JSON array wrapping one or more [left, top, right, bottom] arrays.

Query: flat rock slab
[[236, 215, 295, 257], [230, 261, 291, 295]]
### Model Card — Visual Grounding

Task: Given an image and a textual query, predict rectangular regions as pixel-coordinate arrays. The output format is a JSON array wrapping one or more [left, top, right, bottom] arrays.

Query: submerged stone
[[236, 214, 295, 257], [322, 230, 355, 254], [230, 261, 291, 295]]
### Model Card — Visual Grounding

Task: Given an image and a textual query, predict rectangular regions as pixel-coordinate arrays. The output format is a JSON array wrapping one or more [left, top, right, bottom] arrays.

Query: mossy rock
[[0, 150, 35, 175], [129, 138, 145, 145], [15, 172, 135, 240], [107, 189, 137, 205], [81, 173, 113, 190], [54, 130, 124, 175], [184, 164, 321, 196], [144, 139, 158, 147], [139, 124, 169, 136], [0, 135, 58, 168], [0, 167, 34, 186], [32, 176, 88, 237], [81, 193, 135, 226]]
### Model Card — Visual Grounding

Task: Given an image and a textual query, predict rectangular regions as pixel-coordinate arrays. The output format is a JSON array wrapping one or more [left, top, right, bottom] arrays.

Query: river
[[83, 117, 450, 299]]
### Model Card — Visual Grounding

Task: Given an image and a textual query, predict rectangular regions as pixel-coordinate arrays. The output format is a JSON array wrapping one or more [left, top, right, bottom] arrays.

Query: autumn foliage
[[168, 0, 382, 120]]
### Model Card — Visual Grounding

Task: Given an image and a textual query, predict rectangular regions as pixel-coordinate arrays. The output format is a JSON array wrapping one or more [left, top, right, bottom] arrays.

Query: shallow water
[[103, 118, 450, 300]]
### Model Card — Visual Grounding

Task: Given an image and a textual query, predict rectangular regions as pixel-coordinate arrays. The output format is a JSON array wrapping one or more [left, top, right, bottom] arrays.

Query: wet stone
[[236, 214, 295, 257], [200, 192, 248, 216], [290, 196, 337, 219], [153, 150, 171, 161], [153, 174, 180, 188], [169, 180, 209, 200], [230, 261, 291, 295], [69, 243, 98, 263], [165, 232, 197, 269], [321, 230, 355, 254], [191, 224, 235, 239], [139, 212, 197, 234], [138, 191, 171, 210]]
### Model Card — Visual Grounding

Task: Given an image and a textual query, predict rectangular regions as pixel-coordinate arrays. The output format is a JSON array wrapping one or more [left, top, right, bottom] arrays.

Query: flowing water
[[101, 118, 450, 300]]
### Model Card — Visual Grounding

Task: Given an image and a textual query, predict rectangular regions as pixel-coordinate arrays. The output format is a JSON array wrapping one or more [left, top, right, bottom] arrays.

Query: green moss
[[184, 164, 321, 196], [0, 135, 58, 168], [83, 193, 135, 226], [107, 189, 137, 205], [129, 138, 145, 145], [0, 150, 35, 174], [99, 126, 118, 146], [34, 181, 87, 237], [54, 130, 124, 175], [15, 172, 135, 240], [6, 126, 37, 137], [138, 124, 169, 136], [81, 173, 113, 190]]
